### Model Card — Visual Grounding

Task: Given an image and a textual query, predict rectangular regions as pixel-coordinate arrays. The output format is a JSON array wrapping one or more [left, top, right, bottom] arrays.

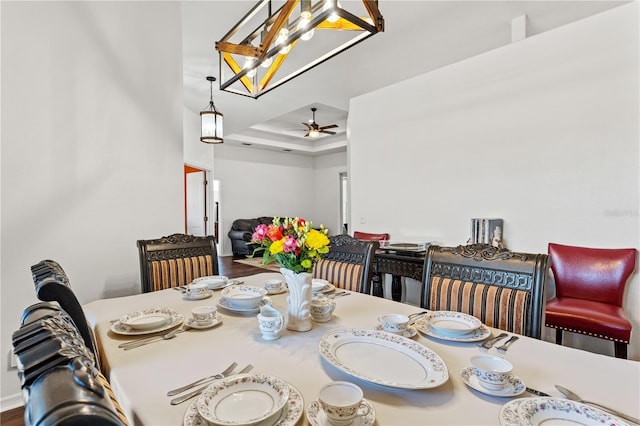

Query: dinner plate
[[217, 297, 272, 314], [196, 373, 290, 425], [184, 382, 303, 426], [427, 311, 482, 336], [183, 290, 214, 301], [318, 328, 449, 389], [185, 313, 223, 330], [460, 367, 525, 397], [306, 398, 375, 426], [414, 317, 491, 342], [119, 308, 172, 330], [111, 309, 184, 336], [499, 397, 630, 426], [375, 325, 418, 339]]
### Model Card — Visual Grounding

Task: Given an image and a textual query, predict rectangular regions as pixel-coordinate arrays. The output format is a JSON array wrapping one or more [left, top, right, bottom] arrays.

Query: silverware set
[[169, 362, 254, 405]]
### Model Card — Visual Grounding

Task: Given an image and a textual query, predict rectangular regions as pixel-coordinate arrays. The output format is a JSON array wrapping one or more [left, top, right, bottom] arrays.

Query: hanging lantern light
[[200, 76, 223, 144]]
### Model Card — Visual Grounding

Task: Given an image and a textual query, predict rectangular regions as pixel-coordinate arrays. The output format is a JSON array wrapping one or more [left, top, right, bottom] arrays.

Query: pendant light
[[200, 76, 223, 144]]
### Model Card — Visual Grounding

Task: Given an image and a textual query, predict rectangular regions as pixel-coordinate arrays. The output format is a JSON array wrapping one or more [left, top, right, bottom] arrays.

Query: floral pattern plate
[[196, 373, 290, 425], [499, 397, 631, 426], [111, 308, 183, 336], [319, 328, 449, 389], [217, 297, 272, 314], [427, 311, 482, 336], [183, 382, 303, 426], [460, 367, 525, 397], [414, 317, 491, 342], [306, 398, 375, 426]]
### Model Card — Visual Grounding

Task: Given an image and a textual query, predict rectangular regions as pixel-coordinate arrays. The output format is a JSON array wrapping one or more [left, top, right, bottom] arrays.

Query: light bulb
[[243, 57, 257, 77], [323, 0, 340, 23], [277, 28, 291, 55], [298, 11, 314, 41]]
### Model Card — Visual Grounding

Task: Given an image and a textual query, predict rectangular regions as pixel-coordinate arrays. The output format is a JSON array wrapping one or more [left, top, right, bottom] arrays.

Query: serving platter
[[414, 317, 491, 342], [499, 397, 630, 426], [196, 373, 290, 425], [111, 308, 183, 336], [318, 329, 448, 389], [427, 311, 482, 336]]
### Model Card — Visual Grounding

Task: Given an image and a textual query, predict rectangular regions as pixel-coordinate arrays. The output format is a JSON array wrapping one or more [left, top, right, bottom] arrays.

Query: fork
[[166, 362, 237, 396], [477, 332, 508, 349], [170, 364, 254, 405], [496, 336, 519, 352]]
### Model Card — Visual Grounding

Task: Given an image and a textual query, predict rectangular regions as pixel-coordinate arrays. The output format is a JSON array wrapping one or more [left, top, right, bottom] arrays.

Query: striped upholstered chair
[[137, 233, 219, 293], [312, 234, 379, 294], [421, 244, 549, 338]]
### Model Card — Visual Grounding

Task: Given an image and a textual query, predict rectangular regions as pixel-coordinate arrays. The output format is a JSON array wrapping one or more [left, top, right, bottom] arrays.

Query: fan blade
[[320, 130, 337, 135], [319, 124, 338, 130]]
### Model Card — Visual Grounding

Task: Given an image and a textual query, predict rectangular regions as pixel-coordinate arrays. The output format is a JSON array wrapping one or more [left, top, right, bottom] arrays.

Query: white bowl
[[197, 373, 290, 425], [221, 285, 267, 309]]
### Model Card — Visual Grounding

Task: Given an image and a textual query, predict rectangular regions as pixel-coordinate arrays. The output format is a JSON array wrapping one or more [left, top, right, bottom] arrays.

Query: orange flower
[[266, 225, 283, 242]]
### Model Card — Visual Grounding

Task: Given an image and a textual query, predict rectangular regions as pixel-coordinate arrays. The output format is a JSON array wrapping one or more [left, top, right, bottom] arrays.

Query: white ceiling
[[182, 0, 628, 156]]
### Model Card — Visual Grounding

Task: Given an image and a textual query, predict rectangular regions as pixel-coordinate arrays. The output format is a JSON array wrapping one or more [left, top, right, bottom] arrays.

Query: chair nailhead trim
[[545, 323, 630, 344]]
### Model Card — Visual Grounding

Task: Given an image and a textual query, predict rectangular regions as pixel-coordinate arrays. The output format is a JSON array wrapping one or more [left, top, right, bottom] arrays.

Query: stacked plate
[[414, 311, 491, 342], [217, 285, 271, 314], [183, 373, 304, 426]]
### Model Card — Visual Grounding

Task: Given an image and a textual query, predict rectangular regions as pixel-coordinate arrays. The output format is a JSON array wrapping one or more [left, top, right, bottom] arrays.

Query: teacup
[[470, 355, 513, 390], [310, 295, 336, 322], [185, 282, 209, 298], [264, 279, 283, 293], [319, 381, 370, 426], [191, 305, 217, 324], [378, 313, 409, 333], [257, 305, 284, 341]]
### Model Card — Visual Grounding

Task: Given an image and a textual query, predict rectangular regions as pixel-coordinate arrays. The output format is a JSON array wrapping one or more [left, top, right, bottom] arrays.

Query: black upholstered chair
[[137, 233, 219, 293], [312, 234, 379, 294], [421, 244, 549, 338]]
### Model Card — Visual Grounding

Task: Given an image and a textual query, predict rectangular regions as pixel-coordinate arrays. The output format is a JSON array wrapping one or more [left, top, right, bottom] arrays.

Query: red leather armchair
[[353, 231, 389, 241], [546, 243, 637, 359]]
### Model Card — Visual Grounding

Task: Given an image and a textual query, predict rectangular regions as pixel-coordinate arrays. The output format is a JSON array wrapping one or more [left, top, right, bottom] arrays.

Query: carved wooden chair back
[[421, 244, 549, 338], [313, 234, 379, 293], [137, 233, 219, 293]]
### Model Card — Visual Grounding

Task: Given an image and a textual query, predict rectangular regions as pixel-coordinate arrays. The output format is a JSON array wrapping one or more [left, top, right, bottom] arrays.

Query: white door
[[186, 171, 207, 236]]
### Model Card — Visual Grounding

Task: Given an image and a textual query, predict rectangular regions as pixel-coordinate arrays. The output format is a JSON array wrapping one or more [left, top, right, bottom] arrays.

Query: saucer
[[185, 313, 223, 330], [306, 399, 375, 426], [217, 296, 272, 314], [266, 286, 288, 295], [375, 325, 418, 339], [183, 289, 213, 301], [460, 366, 525, 397]]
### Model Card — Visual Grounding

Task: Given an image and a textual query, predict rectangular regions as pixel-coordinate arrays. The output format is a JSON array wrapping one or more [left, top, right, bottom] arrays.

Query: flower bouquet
[[251, 217, 330, 331]]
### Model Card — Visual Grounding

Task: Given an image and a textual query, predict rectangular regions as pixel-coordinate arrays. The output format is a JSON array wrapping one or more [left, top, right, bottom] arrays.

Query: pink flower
[[283, 235, 298, 253], [252, 224, 268, 241]]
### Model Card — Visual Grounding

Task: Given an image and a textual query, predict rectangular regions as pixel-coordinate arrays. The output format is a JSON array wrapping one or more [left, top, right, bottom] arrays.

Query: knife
[[555, 385, 640, 425]]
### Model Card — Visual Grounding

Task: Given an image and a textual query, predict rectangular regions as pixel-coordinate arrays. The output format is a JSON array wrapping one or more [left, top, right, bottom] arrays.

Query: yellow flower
[[306, 229, 329, 250], [269, 238, 285, 254]]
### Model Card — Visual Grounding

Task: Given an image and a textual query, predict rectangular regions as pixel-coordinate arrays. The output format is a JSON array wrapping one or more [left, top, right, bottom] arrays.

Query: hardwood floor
[[0, 255, 261, 426]]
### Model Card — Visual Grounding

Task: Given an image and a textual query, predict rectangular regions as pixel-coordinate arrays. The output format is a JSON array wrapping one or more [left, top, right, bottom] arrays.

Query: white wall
[[349, 3, 639, 359], [0, 1, 183, 404]]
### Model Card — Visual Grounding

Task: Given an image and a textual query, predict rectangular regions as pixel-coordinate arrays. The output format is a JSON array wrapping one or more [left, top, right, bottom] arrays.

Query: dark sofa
[[228, 216, 274, 256]]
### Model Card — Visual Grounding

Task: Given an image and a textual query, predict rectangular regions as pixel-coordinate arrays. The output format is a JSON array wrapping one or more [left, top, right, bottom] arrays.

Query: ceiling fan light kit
[[215, 0, 384, 99]]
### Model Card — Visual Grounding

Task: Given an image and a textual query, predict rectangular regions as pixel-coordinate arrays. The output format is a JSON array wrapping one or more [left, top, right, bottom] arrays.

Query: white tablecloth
[[83, 273, 640, 426]]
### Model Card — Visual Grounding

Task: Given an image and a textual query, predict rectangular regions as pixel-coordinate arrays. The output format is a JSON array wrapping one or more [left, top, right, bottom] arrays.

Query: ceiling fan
[[302, 107, 338, 138]]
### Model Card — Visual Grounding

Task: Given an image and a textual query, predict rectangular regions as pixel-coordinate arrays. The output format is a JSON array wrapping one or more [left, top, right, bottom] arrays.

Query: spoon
[[555, 385, 640, 424]]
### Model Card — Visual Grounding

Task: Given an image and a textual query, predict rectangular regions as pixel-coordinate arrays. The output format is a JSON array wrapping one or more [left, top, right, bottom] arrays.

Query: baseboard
[[0, 393, 24, 412]]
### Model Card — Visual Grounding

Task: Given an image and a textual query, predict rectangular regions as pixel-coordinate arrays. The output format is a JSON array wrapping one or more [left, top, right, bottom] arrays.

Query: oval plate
[[318, 328, 449, 389]]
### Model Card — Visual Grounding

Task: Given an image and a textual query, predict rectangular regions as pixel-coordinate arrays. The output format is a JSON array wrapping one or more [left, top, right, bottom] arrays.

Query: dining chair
[[546, 243, 637, 359], [312, 234, 379, 294], [353, 231, 390, 242], [136, 233, 219, 293], [421, 244, 549, 338]]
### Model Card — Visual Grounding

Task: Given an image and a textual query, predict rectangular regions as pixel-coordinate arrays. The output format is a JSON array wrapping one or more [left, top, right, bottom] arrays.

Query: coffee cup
[[264, 279, 283, 292], [191, 305, 217, 324], [319, 381, 370, 426], [470, 355, 513, 390], [378, 313, 409, 333], [185, 282, 208, 298], [257, 305, 284, 340]]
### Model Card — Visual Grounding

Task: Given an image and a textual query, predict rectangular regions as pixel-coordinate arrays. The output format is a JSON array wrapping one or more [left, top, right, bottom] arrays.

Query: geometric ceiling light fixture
[[215, 0, 384, 99], [200, 76, 223, 144]]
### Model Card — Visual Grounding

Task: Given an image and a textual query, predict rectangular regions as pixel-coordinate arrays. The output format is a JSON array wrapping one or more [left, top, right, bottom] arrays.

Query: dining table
[[83, 272, 640, 426]]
